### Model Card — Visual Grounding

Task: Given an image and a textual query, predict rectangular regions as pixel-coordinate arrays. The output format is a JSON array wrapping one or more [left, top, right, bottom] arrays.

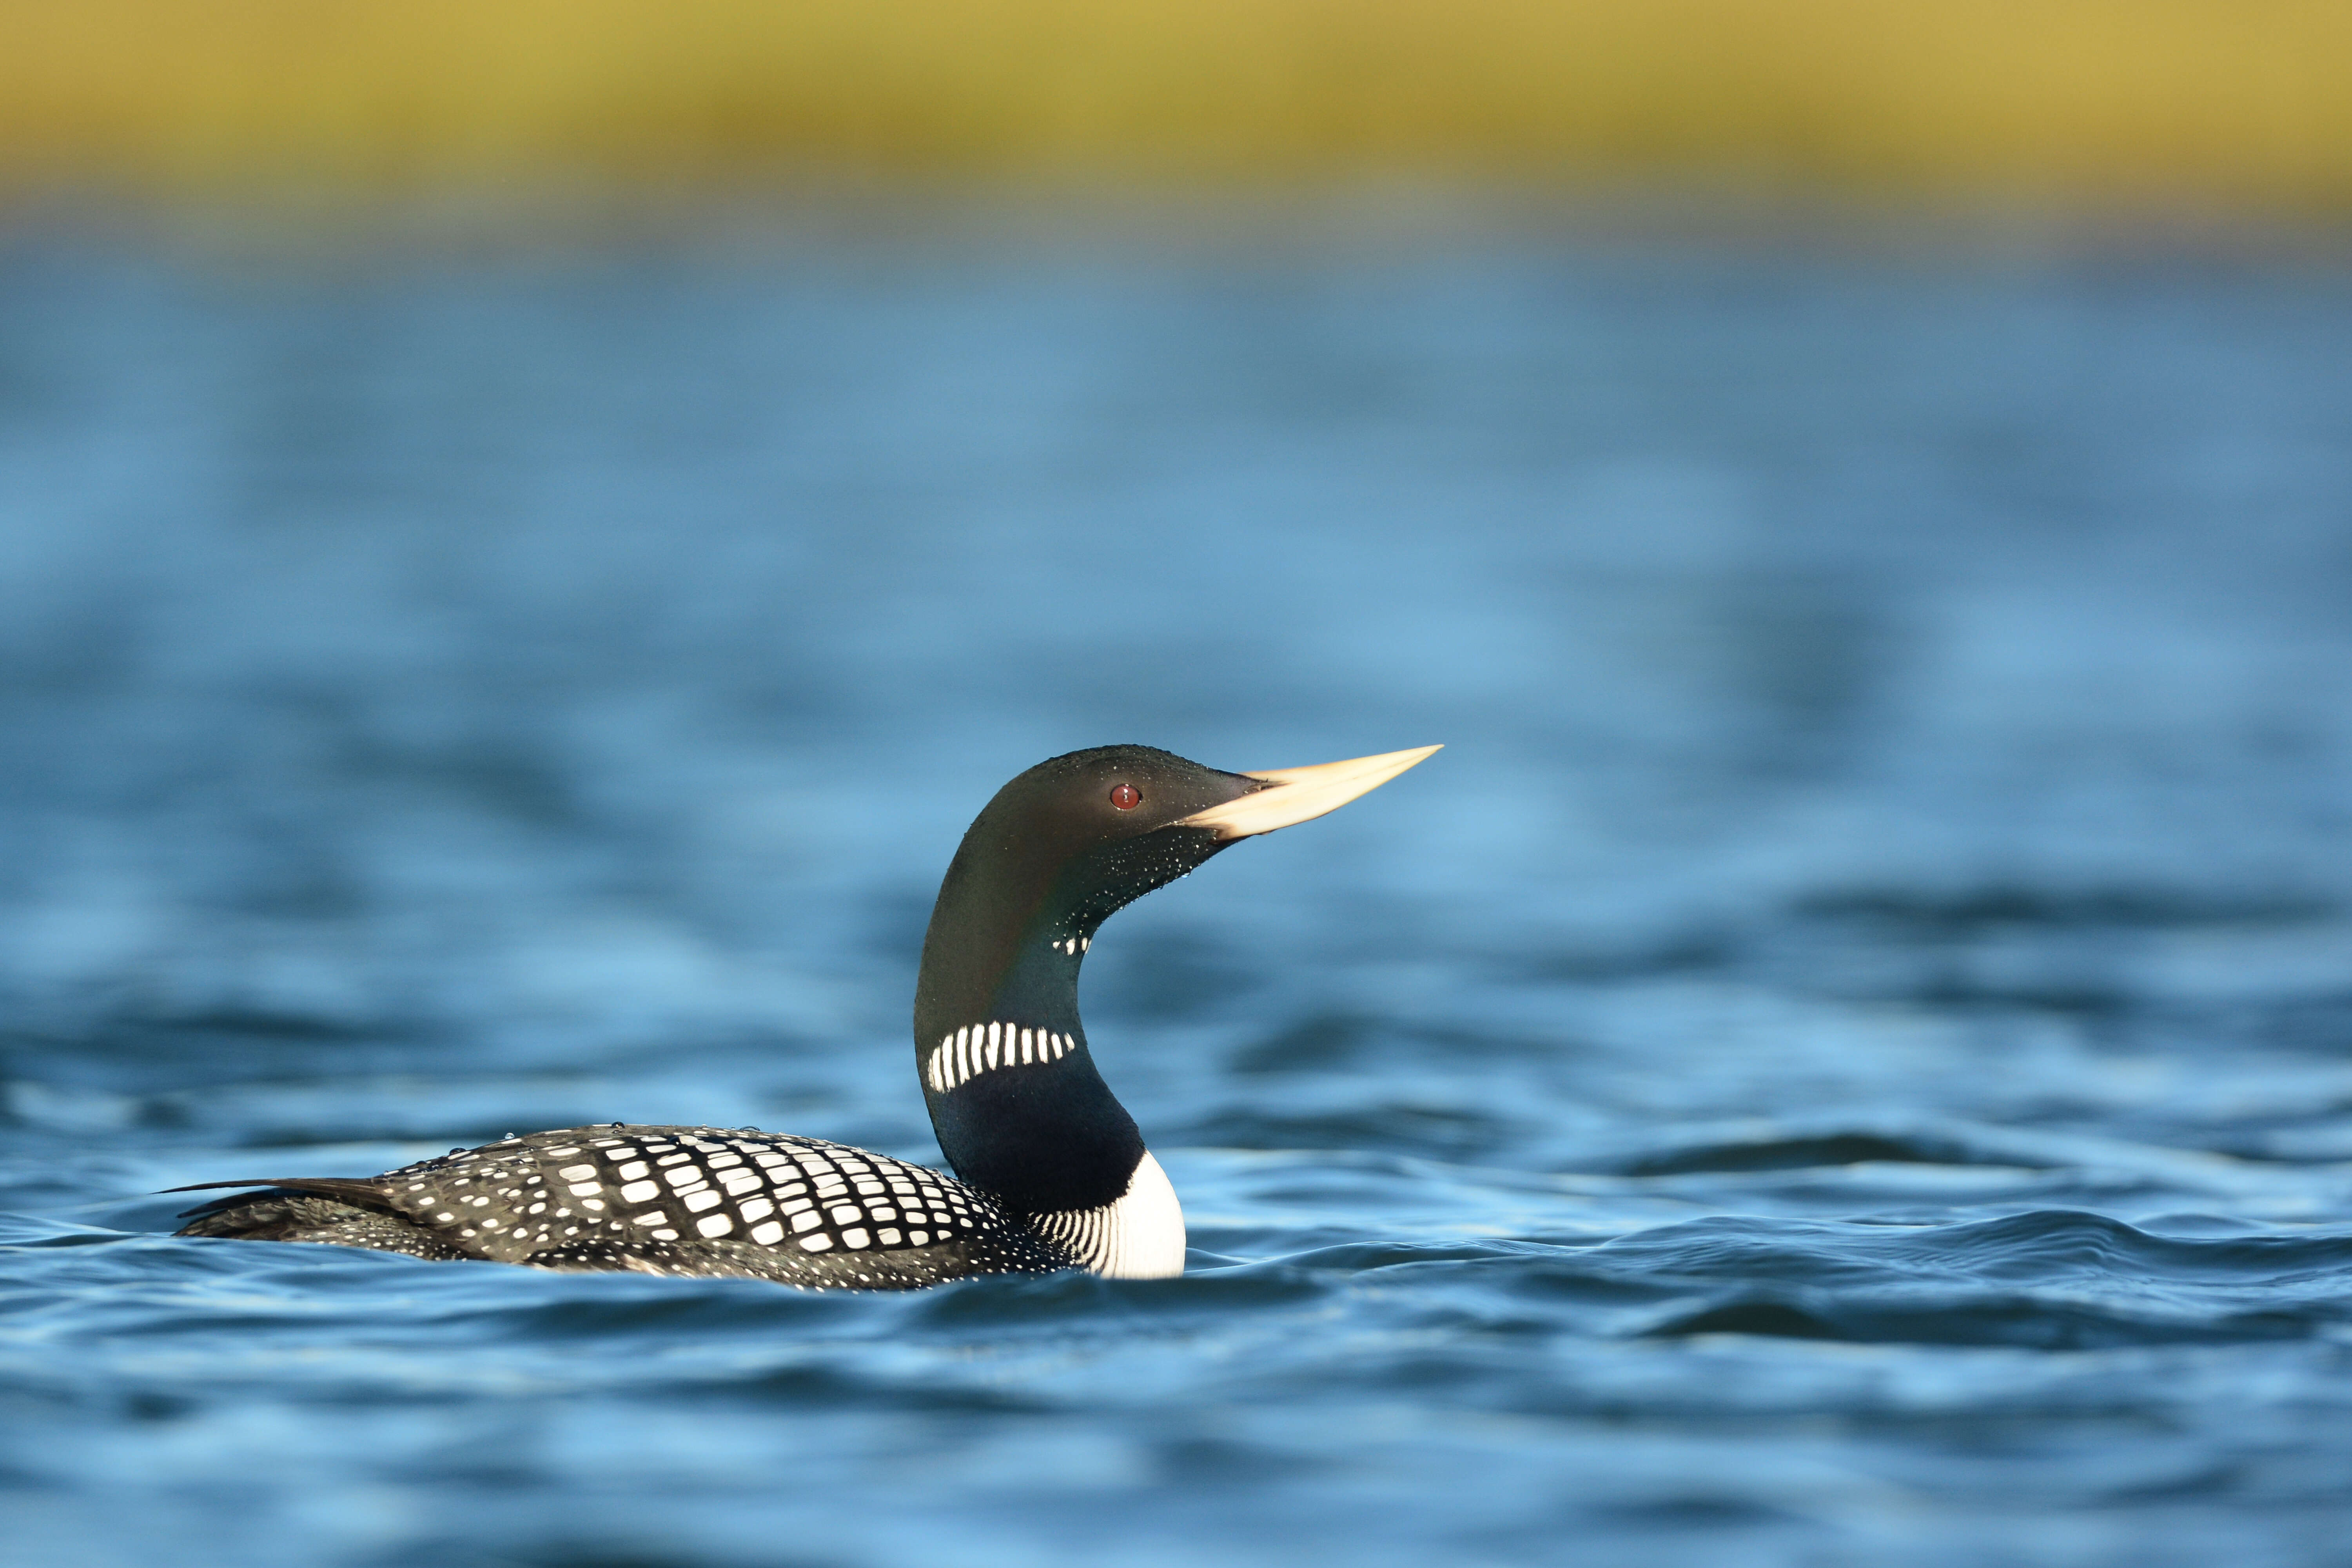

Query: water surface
[[2, 219, 2350, 1567]]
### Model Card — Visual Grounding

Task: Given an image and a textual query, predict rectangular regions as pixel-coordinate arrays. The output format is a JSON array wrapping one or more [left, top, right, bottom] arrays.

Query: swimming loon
[[172, 743, 1438, 1289]]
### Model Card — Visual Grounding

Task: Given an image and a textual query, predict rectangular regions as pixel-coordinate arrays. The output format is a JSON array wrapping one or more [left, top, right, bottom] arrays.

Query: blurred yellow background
[[3, 0, 2349, 207]]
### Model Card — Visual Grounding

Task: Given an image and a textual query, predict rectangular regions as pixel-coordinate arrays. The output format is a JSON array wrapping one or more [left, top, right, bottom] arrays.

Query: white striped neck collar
[[925, 1020, 1078, 1093]]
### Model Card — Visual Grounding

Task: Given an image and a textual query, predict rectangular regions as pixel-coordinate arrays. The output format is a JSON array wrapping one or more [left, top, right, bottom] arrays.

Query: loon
[[172, 743, 1438, 1289]]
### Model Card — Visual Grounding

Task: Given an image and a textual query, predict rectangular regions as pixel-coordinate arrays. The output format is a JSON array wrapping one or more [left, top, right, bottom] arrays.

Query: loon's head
[[915, 744, 1439, 1024], [913, 744, 1437, 1220]]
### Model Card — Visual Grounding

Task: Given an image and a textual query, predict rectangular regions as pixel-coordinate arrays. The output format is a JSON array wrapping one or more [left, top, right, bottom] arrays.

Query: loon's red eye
[[1109, 783, 1140, 810]]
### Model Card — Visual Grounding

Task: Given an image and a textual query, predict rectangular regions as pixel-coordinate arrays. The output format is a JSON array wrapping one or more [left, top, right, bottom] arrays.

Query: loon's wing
[[165, 1127, 1065, 1286]]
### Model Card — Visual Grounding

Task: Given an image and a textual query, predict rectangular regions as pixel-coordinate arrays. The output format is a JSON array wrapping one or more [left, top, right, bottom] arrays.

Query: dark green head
[[913, 744, 1258, 1042]]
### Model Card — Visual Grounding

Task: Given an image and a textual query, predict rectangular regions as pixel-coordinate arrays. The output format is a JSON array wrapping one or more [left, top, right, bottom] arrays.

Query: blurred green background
[[4, 0, 2349, 210]]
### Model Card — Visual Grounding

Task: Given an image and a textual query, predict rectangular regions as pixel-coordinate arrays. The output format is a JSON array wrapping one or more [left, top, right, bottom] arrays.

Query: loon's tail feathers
[[167, 1176, 398, 1213], [166, 1177, 474, 1260]]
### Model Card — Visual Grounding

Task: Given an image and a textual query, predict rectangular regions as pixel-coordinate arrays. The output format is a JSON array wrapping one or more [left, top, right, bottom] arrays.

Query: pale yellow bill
[[1177, 744, 1442, 841]]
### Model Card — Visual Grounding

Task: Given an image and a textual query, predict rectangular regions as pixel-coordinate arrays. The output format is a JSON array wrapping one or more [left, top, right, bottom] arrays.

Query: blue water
[[3, 215, 2351, 1568]]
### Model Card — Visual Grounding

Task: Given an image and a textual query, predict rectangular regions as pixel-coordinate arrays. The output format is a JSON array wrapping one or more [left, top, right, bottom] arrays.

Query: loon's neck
[[912, 869, 1180, 1276]]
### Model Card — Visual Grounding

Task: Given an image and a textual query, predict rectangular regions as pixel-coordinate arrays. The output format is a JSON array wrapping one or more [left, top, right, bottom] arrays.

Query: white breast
[[1029, 1150, 1185, 1279]]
